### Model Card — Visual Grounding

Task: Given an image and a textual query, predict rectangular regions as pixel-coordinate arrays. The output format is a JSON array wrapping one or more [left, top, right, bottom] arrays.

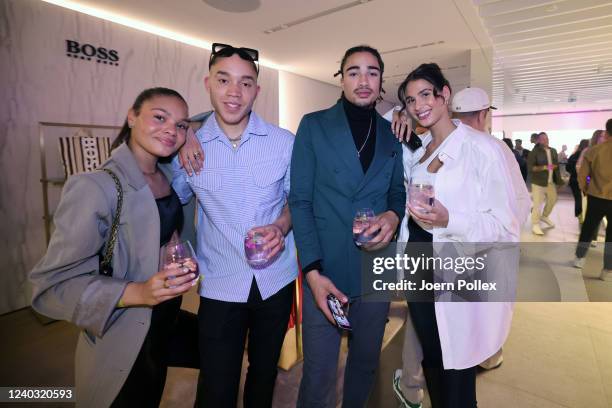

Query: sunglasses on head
[[209, 43, 259, 73]]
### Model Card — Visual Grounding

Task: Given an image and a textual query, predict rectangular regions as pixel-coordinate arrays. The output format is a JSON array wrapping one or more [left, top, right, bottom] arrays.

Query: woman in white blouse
[[396, 63, 521, 408]]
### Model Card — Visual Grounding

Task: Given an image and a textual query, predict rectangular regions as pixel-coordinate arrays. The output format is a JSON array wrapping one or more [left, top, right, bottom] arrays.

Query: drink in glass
[[160, 240, 198, 287], [244, 232, 270, 267], [408, 178, 435, 213], [353, 208, 375, 246]]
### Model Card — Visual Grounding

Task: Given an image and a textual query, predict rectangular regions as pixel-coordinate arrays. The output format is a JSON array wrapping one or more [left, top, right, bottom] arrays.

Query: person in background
[[528, 132, 563, 235], [573, 119, 612, 280], [577, 129, 605, 171], [515, 138, 530, 161], [576, 129, 607, 238], [172, 43, 297, 408], [502, 138, 527, 181], [558, 144, 568, 164], [29, 88, 200, 408], [290, 45, 405, 407], [558, 144, 569, 180], [524, 133, 540, 188], [450, 90, 530, 374], [566, 139, 590, 222]]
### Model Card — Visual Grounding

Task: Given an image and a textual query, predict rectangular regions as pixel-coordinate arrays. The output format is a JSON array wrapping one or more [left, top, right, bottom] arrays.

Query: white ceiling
[[47, 0, 611, 114], [476, 0, 612, 114], [49, 0, 491, 107]]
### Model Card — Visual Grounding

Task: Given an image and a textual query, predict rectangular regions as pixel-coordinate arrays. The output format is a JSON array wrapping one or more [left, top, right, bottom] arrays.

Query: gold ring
[[194, 152, 201, 158]]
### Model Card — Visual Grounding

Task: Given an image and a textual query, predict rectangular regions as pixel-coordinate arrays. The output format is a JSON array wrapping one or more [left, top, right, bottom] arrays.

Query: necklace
[[228, 136, 241, 149], [357, 117, 373, 158]]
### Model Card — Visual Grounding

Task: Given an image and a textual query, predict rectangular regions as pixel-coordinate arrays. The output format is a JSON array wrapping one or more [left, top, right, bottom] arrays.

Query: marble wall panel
[[0, 0, 279, 313]]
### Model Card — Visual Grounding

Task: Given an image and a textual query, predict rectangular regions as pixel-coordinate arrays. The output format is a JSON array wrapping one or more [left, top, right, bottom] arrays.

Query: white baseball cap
[[451, 87, 497, 113]]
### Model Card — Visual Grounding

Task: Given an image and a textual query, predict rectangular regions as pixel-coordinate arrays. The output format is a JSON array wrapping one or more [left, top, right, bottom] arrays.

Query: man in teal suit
[[289, 45, 405, 407]]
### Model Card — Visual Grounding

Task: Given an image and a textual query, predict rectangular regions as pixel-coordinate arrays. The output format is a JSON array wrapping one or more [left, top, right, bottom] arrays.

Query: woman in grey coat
[[30, 88, 199, 407]]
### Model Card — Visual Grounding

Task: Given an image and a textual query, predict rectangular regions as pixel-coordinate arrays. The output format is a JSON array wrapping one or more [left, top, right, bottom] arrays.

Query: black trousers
[[112, 296, 200, 407], [576, 195, 612, 270], [195, 278, 294, 408], [409, 302, 477, 408], [569, 179, 582, 217], [407, 218, 477, 408]]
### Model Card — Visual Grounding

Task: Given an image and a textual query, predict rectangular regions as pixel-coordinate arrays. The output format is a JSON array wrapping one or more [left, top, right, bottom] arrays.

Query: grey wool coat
[[30, 143, 167, 408]]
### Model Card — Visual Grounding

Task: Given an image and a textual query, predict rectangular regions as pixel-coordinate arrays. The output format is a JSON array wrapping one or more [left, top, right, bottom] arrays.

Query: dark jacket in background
[[566, 149, 582, 185], [513, 150, 528, 181], [527, 145, 563, 187], [520, 148, 530, 160]]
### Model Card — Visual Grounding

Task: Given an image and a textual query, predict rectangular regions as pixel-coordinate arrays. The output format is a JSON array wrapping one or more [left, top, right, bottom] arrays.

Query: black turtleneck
[[342, 95, 376, 172]]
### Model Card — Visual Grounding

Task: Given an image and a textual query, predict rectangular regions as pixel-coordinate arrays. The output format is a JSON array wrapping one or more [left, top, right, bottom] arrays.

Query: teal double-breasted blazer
[[289, 101, 406, 297]]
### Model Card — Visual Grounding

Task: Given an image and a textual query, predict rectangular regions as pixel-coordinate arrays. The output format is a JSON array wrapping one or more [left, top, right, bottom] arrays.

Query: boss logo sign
[[65, 40, 120, 66]]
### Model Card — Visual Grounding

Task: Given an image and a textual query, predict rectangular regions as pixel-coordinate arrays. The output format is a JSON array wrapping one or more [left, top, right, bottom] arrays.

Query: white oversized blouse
[[398, 120, 529, 369]]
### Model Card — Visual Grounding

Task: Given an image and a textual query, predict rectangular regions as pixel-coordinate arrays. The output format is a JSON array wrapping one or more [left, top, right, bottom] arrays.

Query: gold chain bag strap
[[99, 168, 124, 277]]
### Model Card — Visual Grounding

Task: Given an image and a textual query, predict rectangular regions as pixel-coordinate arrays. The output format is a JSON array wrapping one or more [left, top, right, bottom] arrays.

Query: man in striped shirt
[[172, 43, 297, 408]]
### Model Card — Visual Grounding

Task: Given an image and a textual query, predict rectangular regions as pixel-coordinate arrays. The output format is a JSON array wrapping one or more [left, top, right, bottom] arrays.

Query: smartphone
[[326, 294, 352, 330], [405, 131, 422, 152]]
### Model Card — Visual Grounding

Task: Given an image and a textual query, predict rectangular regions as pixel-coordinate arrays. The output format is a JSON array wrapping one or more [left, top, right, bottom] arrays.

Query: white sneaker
[[590, 242, 597, 248], [541, 217, 555, 228], [573, 257, 585, 269], [392, 369, 422, 408], [600, 269, 612, 281], [532, 224, 544, 235]]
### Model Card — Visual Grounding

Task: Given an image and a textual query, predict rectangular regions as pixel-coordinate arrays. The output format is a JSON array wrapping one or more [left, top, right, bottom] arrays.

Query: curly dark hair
[[397, 63, 451, 112]]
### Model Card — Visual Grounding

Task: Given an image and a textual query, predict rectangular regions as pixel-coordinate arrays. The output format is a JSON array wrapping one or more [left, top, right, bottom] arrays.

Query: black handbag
[[99, 168, 123, 277]]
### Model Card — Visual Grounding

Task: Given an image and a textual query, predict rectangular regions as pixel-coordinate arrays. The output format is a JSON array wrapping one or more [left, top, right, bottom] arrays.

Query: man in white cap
[[389, 87, 530, 408], [451, 86, 530, 368], [451, 87, 530, 225], [451, 86, 495, 133]]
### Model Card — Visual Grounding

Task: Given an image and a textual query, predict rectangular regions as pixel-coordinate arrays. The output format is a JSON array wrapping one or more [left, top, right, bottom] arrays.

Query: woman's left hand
[[178, 126, 205, 176], [407, 199, 449, 228]]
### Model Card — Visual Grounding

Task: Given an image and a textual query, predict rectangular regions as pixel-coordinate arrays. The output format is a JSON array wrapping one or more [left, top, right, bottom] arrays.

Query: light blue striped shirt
[[172, 111, 298, 302]]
